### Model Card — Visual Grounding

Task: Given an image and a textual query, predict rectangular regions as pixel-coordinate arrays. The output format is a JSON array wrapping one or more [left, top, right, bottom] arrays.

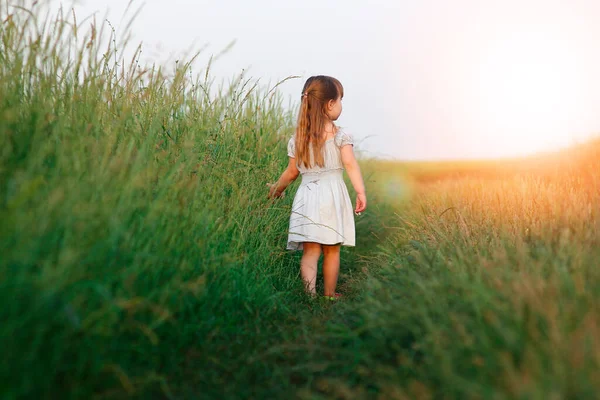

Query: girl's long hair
[[295, 76, 344, 168]]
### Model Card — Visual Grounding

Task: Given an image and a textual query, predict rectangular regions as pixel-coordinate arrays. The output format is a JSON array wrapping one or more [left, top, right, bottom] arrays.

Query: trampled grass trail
[[1, 4, 599, 399]]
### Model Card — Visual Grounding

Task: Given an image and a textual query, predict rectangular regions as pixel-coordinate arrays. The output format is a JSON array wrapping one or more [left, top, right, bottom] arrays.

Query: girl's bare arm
[[268, 157, 299, 198], [340, 145, 367, 213]]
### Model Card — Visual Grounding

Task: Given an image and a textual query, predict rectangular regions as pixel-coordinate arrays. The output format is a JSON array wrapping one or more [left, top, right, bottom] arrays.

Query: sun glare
[[471, 30, 587, 156]]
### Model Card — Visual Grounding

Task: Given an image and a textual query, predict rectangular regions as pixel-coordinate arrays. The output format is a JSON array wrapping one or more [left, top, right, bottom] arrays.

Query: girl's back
[[287, 130, 354, 175]]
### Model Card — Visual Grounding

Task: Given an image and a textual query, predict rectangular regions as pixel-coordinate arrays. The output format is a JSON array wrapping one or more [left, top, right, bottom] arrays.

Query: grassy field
[[1, 4, 598, 399]]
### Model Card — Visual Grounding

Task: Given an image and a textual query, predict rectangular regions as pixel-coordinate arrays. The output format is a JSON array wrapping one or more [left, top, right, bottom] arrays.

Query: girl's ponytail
[[295, 93, 311, 166]]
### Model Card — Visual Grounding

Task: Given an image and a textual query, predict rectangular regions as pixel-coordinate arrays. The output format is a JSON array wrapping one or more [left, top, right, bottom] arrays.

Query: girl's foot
[[324, 293, 343, 301]]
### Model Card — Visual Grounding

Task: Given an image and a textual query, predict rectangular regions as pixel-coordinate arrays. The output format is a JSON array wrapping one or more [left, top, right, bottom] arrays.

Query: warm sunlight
[[470, 29, 589, 156], [43, 0, 600, 160]]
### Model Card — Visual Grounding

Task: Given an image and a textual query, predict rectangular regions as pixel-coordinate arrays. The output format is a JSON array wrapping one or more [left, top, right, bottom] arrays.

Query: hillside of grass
[[368, 136, 600, 185], [0, 4, 318, 398], [2, 4, 598, 400]]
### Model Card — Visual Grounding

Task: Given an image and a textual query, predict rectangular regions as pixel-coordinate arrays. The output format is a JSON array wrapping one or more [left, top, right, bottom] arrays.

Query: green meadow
[[1, 6, 598, 399]]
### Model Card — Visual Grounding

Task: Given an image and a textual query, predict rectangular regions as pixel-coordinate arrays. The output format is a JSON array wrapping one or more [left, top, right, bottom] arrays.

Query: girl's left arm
[[268, 157, 299, 198]]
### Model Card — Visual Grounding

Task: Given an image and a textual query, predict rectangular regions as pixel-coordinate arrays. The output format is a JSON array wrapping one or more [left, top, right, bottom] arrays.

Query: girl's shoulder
[[334, 128, 354, 148], [287, 135, 296, 158]]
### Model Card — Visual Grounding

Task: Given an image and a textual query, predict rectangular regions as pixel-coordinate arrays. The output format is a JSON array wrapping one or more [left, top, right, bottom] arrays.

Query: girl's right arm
[[268, 157, 299, 198], [340, 145, 367, 213]]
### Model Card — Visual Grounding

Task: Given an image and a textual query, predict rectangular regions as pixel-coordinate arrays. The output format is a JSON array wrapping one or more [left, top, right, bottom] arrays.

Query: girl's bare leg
[[300, 242, 321, 295], [322, 244, 341, 297]]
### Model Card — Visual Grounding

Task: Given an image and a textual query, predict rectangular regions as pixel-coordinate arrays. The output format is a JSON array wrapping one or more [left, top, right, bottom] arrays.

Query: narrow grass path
[[165, 196, 405, 400]]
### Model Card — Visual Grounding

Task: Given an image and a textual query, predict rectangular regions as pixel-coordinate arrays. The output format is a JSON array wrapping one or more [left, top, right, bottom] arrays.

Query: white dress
[[286, 129, 356, 251]]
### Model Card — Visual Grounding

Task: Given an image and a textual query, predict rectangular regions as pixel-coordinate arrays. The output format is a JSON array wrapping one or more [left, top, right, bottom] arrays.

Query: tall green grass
[[0, 3, 340, 398]]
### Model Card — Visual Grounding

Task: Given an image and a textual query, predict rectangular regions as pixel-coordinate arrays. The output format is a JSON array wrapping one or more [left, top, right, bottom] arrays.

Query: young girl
[[268, 75, 367, 299]]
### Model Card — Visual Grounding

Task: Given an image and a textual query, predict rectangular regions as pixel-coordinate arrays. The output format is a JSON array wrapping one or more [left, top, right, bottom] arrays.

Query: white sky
[[42, 0, 600, 160]]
